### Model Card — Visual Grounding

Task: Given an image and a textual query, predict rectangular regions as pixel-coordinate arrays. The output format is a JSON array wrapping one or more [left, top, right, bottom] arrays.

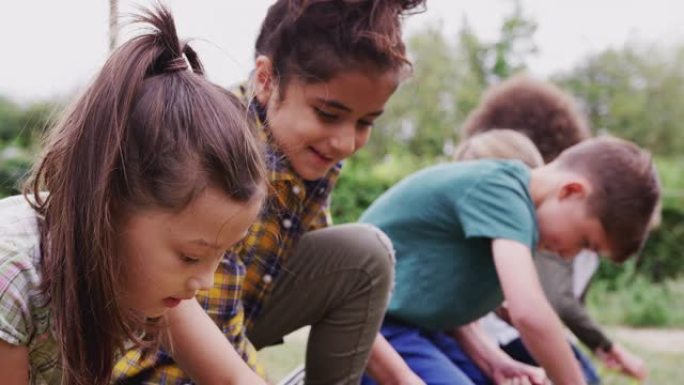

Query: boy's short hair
[[555, 136, 660, 262], [462, 74, 591, 162], [453, 129, 544, 168]]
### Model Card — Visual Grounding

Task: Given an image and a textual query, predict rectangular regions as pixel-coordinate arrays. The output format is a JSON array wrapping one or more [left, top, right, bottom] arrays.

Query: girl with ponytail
[[115, 1, 426, 384], [0, 4, 265, 385]]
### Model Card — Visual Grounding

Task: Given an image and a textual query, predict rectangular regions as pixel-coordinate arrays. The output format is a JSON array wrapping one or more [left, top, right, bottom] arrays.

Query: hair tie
[[165, 54, 190, 72]]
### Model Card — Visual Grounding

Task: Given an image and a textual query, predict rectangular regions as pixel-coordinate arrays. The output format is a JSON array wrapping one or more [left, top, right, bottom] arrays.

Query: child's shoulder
[[415, 159, 528, 185], [0, 195, 42, 270], [0, 195, 45, 346], [453, 159, 535, 221]]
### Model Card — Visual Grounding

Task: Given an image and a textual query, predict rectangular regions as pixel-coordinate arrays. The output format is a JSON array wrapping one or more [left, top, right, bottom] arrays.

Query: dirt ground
[[608, 326, 684, 354]]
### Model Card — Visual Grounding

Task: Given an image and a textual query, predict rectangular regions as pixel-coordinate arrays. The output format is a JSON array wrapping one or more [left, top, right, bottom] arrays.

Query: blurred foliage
[[0, 96, 57, 148], [0, 155, 32, 197], [588, 271, 684, 328], [0, 97, 58, 196], [554, 44, 684, 156], [369, 0, 538, 160], [332, 151, 438, 224]]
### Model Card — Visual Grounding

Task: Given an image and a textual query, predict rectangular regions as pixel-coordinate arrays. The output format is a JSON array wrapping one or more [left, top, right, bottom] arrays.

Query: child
[[452, 129, 544, 168], [114, 1, 427, 384], [360, 136, 660, 385], [463, 75, 647, 383], [455, 130, 603, 384], [462, 74, 591, 163], [0, 5, 266, 385]]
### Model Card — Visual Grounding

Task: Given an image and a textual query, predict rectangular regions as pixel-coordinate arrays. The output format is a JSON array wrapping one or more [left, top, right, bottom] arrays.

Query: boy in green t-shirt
[[361, 136, 660, 385]]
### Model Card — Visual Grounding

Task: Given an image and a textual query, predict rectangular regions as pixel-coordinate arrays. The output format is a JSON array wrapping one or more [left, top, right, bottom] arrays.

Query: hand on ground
[[597, 343, 647, 381]]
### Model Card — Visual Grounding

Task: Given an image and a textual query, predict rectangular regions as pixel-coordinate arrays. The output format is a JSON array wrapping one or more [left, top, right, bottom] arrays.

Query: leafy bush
[[331, 151, 437, 224], [0, 152, 32, 198], [588, 273, 682, 328]]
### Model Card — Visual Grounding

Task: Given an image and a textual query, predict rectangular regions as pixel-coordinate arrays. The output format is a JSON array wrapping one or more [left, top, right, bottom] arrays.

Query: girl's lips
[[309, 146, 334, 164], [162, 297, 181, 308]]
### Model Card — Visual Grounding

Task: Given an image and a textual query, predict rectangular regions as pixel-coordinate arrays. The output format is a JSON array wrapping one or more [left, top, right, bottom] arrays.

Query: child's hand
[[491, 356, 548, 385], [596, 343, 647, 381]]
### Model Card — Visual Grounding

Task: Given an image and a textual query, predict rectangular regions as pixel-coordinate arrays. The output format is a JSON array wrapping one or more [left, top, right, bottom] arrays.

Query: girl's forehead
[[290, 70, 398, 107]]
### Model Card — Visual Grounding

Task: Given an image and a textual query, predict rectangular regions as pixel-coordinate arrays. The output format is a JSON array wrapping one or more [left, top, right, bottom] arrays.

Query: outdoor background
[[1, 1, 682, 384]]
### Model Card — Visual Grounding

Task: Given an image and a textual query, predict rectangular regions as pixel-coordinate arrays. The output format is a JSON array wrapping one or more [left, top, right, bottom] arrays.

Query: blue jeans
[[501, 337, 601, 385], [361, 317, 491, 385]]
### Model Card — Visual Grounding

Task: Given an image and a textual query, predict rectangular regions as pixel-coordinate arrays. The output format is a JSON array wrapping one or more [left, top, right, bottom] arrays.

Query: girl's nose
[[329, 124, 356, 156]]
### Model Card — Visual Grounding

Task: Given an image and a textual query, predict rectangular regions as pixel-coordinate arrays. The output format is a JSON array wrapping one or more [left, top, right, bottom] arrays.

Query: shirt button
[[262, 274, 273, 284], [282, 218, 292, 229], [318, 187, 326, 194], [292, 185, 301, 195]]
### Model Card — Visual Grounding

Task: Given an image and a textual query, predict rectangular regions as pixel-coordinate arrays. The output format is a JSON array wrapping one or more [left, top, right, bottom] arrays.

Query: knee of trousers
[[345, 223, 396, 296]]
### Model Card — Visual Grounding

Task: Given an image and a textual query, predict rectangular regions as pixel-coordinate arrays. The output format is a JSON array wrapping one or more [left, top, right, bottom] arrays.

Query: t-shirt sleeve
[[456, 168, 536, 249], [0, 245, 35, 346]]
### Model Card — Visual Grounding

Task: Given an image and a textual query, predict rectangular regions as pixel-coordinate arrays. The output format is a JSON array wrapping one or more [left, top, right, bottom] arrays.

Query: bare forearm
[[0, 340, 29, 385], [451, 322, 509, 377], [492, 239, 585, 385], [513, 304, 585, 385], [165, 300, 266, 385], [367, 334, 425, 385]]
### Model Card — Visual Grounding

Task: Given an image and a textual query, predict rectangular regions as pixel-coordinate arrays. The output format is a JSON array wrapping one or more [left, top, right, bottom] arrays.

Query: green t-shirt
[[360, 160, 538, 331]]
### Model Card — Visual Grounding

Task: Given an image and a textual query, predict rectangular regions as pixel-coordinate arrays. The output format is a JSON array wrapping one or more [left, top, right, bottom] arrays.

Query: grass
[[587, 277, 684, 328]]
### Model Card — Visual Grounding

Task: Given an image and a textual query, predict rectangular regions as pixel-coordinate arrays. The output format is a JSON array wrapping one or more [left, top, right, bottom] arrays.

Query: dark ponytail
[[26, 4, 264, 385], [255, 0, 426, 88]]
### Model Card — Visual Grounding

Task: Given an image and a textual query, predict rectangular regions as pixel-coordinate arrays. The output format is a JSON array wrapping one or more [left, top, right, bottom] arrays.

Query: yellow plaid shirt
[[112, 96, 340, 384]]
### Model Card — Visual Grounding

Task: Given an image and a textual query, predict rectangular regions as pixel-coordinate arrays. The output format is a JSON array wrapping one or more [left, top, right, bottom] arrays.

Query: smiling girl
[[115, 1, 426, 384]]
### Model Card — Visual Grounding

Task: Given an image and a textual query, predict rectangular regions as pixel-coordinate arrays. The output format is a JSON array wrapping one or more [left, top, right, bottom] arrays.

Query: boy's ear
[[254, 55, 275, 105], [558, 180, 589, 201]]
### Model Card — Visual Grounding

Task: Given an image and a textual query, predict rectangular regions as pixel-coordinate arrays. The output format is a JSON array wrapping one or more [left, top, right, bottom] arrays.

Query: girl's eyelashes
[[313, 106, 338, 121], [180, 254, 200, 264], [314, 106, 374, 128], [358, 119, 373, 128]]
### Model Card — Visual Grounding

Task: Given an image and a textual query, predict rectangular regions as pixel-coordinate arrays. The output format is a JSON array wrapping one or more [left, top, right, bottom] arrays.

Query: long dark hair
[[255, 0, 426, 89], [24, 5, 264, 385]]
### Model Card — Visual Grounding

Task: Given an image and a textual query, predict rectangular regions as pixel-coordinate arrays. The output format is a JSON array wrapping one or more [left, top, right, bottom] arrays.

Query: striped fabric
[[113, 96, 340, 384], [0, 195, 60, 385]]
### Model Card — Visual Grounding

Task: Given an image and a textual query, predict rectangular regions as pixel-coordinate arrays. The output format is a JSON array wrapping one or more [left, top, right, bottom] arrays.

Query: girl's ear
[[254, 55, 275, 105]]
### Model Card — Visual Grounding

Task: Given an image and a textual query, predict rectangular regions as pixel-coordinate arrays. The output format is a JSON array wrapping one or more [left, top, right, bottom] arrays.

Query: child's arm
[[492, 238, 586, 385], [0, 340, 29, 385], [366, 334, 426, 385], [164, 299, 268, 385], [449, 321, 546, 384]]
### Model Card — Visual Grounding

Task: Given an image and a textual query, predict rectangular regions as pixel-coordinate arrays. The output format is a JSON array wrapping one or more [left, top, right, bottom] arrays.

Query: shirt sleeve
[[456, 168, 536, 249], [535, 251, 613, 351], [0, 246, 35, 346]]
